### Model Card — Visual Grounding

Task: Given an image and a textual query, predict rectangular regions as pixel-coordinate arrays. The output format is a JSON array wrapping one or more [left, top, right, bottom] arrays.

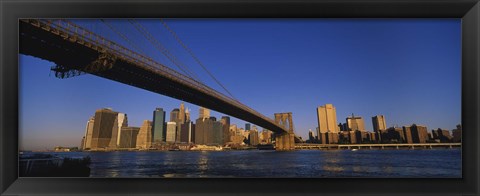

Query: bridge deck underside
[[19, 22, 287, 134]]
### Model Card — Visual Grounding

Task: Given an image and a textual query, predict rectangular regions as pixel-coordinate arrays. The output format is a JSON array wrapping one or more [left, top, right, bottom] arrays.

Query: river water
[[24, 148, 461, 178]]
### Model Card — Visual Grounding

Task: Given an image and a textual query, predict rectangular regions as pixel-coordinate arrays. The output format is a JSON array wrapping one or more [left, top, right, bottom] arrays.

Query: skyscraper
[[317, 104, 339, 133], [245, 123, 251, 131], [317, 104, 339, 144], [152, 108, 166, 143], [199, 107, 210, 119], [249, 129, 259, 146], [372, 115, 387, 132], [179, 103, 186, 123], [83, 116, 95, 150], [166, 122, 177, 143], [180, 121, 194, 143], [114, 113, 128, 147], [136, 120, 153, 149], [346, 114, 365, 131], [185, 108, 191, 122], [221, 116, 231, 145], [90, 108, 119, 149], [402, 124, 428, 144], [118, 127, 140, 148], [170, 108, 180, 122]]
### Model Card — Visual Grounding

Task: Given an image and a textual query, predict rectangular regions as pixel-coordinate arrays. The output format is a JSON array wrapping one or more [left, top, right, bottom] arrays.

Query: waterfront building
[[221, 116, 231, 145], [212, 120, 223, 145], [136, 120, 153, 149], [119, 127, 140, 148], [83, 116, 95, 150], [152, 108, 166, 143], [90, 108, 119, 150], [452, 124, 462, 142], [403, 124, 428, 144], [180, 121, 194, 143], [382, 126, 405, 143], [245, 123, 251, 131], [195, 117, 214, 145], [166, 122, 177, 143], [346, 114, 365, 131], [199, 107, 210, 119], [249, 129, 259, 146], [432, 128, 453, 143], [372, 115, 387, 132], [317, 104, 339, 144], [113, 113, 128, 148]]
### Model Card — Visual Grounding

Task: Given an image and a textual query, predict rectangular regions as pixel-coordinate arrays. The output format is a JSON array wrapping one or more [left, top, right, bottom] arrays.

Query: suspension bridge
[[19, 19, 297, 150]]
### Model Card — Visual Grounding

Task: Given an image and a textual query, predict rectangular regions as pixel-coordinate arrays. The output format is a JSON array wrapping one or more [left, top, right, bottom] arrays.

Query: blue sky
[[20, 19, 461, 150]]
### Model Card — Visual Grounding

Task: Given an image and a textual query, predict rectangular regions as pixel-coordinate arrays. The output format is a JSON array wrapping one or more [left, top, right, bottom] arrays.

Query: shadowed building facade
[[372, 115, 386, 142], [90, 108, 119, 150], [152, 108, 166, 144], [119, 127, 140, 148], [403, 124, 428, 144], [221, 116, 231, 145]]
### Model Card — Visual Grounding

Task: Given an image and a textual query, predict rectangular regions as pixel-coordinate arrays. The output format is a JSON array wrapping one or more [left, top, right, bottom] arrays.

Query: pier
[[294, 143, 461, 150]]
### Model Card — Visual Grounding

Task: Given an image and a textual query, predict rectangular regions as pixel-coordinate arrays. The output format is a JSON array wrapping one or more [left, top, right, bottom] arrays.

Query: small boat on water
[[351, 149, 358, 151]]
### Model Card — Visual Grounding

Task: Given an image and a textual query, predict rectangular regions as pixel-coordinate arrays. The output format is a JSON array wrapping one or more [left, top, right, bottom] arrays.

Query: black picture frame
[[1, 0, 479, 195]]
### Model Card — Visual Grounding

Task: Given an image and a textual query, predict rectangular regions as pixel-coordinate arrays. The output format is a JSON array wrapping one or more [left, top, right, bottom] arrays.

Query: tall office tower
[[402, 124, 428, 144], [372, 115, 387, 132], [403, 126, 413, 144], [90, 108, 119, 149], [346, 114, 365, 131], [221, 116, 231, 144], [170, 108, 180, 122], [195, 117, 215, 145], [118, 127, 140, 148], [185, 108, 191, 122], [136, 120, 153, 149], [249, 129, 259, 146], [152, 108, 166, 143], [166, 122, 177, 143], [179, 103, 186, 123], [317, 104, 339, 144], [199, 107, 210, 119], [180, 121, 194, 143], [83, 116, 95, 150], [114, 113, 128, 147], [245, 123, 251, 131], [212, 121, 223, 145], [195, 118, 205, 144]]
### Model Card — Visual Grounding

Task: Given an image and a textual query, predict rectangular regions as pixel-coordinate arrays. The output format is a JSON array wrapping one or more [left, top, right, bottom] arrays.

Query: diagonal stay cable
[[159, 18, 238, 101], [128, 19, 203, 83], [100, 19, 147, 56]]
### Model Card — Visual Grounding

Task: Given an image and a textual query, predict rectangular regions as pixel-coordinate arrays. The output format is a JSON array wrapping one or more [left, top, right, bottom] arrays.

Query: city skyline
[[20, 19, 461, 150]]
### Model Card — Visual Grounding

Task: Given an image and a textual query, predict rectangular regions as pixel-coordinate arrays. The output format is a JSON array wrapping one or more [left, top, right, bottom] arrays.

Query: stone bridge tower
[[274, 112, 295, 150]]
